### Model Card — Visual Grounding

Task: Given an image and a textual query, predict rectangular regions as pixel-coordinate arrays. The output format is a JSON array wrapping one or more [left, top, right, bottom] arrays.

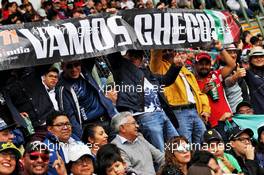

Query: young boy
[[96, 144, 136, 175]]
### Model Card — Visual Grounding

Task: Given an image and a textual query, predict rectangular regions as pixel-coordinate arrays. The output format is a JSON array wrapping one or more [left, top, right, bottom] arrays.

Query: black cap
[[0, 104, 16, 132], [229, 127, 254, 141], [203, 129, 223, 143], [25, 141, 49, 154], [235, 101, 252, 114], [258, 125, 264, 142]]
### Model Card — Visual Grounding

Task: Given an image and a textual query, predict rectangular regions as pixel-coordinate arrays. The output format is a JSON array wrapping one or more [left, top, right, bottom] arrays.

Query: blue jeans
[[173, 108, 206, 144], [136, 111, 179, 152]]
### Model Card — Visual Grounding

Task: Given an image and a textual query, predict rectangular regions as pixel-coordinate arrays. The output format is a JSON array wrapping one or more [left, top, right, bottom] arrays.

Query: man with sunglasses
[[228, 127, 264, 175], [22, 141, 50, 175], [57, 59, 117, 139]]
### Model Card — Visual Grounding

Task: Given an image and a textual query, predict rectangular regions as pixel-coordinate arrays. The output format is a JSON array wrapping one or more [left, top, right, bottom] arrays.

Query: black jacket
[[56, 58, 117, 138], [228, 149, 264, 175], [5, 66, 56, 128], [107, 52, 181, 128]]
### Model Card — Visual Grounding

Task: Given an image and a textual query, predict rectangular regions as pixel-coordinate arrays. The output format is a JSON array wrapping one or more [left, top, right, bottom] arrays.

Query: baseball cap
[[195, 52, 211, 62], [74, 2, 85, 7], [248, 47, 264, 58], [203, 129, 223, 143], [25, 141, 49, 154], [0, 142, 21, 158], [67, 142, 94, 163], [229, 127, 254, 141], [225, 44, 239, 51], [235, 101, 252, 114], [37, 9, 47, 17]]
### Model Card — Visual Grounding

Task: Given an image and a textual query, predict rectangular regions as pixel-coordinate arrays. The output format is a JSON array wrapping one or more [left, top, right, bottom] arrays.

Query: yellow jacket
[[150, 50, 211, 115]]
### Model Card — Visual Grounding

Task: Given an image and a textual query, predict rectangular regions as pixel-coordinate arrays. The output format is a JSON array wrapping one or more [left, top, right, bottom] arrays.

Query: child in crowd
[[96, 143, 137, 175]]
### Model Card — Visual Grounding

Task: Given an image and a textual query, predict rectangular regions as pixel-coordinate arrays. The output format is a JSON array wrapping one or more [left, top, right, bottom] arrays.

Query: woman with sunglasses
[[157, 136, 191, 175], [0, 142, 21, 175]]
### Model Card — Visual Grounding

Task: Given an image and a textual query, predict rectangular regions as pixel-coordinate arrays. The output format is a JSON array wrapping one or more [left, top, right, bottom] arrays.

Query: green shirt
[[217, 153, 242, 173]]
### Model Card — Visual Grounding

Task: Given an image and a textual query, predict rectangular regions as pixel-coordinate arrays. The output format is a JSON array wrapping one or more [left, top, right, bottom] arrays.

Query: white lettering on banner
[[62, 23, 85, 55], [79, 20, 94, 53], [196, 14, 211, 42], [206, 14, 217, 40], [171, 13, 186, 44], [107, 16, 132, 46], [184, 13, 200, 43], [18, 16, 132, 59], [92, 18, 114, 51], [134, 14, 153, 45], [46, 26, 69, 57], [19, 28, 48, 59], [153, 13, 171, 45], [135, 13, 213, 46], [0, 47, 30, 57]]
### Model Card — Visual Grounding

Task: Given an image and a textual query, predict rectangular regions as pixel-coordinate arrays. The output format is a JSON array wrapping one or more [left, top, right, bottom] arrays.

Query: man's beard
[[197, 69, 210, 77]]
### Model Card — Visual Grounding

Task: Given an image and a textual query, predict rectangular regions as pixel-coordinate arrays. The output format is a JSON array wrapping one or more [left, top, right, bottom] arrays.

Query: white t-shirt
[[179, 73, 196, 104], [144, 78, 162, 112]]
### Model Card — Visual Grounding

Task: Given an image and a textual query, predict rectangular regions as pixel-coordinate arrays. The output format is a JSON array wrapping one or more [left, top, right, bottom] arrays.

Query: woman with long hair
[[158, 136, 191, 175]]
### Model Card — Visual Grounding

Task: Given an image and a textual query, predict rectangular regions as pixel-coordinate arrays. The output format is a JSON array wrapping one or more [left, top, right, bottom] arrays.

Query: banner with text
[[0, 8, 241, 70]]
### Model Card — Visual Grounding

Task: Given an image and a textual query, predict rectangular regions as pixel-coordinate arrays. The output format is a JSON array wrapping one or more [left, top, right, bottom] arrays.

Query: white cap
[[67, 142, 94, 163], [225, 44, 239, 51], [37, 9, 47, 17], [249, 47, 264, 57]]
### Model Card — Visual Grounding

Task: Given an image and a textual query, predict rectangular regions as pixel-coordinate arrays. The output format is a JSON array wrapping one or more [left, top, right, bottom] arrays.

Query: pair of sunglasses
[[29, 152, 49, 162]]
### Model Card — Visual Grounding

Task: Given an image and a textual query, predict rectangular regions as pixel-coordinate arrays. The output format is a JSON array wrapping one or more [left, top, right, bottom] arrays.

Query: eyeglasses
[[234, 137, 252, 144], [175, 144, 191, 153], [52, 122, 72, 129], [66, 62, 81, 69], [29, 152, 49, 162]]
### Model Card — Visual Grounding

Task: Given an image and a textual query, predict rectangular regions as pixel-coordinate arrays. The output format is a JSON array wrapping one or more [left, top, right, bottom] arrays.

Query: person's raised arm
[[215, 41, 236, 79]]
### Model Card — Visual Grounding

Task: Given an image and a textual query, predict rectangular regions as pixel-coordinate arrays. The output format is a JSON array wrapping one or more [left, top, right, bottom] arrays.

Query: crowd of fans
[[0, 0, 264, 175]]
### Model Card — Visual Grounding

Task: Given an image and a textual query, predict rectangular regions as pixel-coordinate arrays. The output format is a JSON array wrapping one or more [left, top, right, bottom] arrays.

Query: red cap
[[75, 2, 85, 7], [195, 52, 211, 62]]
